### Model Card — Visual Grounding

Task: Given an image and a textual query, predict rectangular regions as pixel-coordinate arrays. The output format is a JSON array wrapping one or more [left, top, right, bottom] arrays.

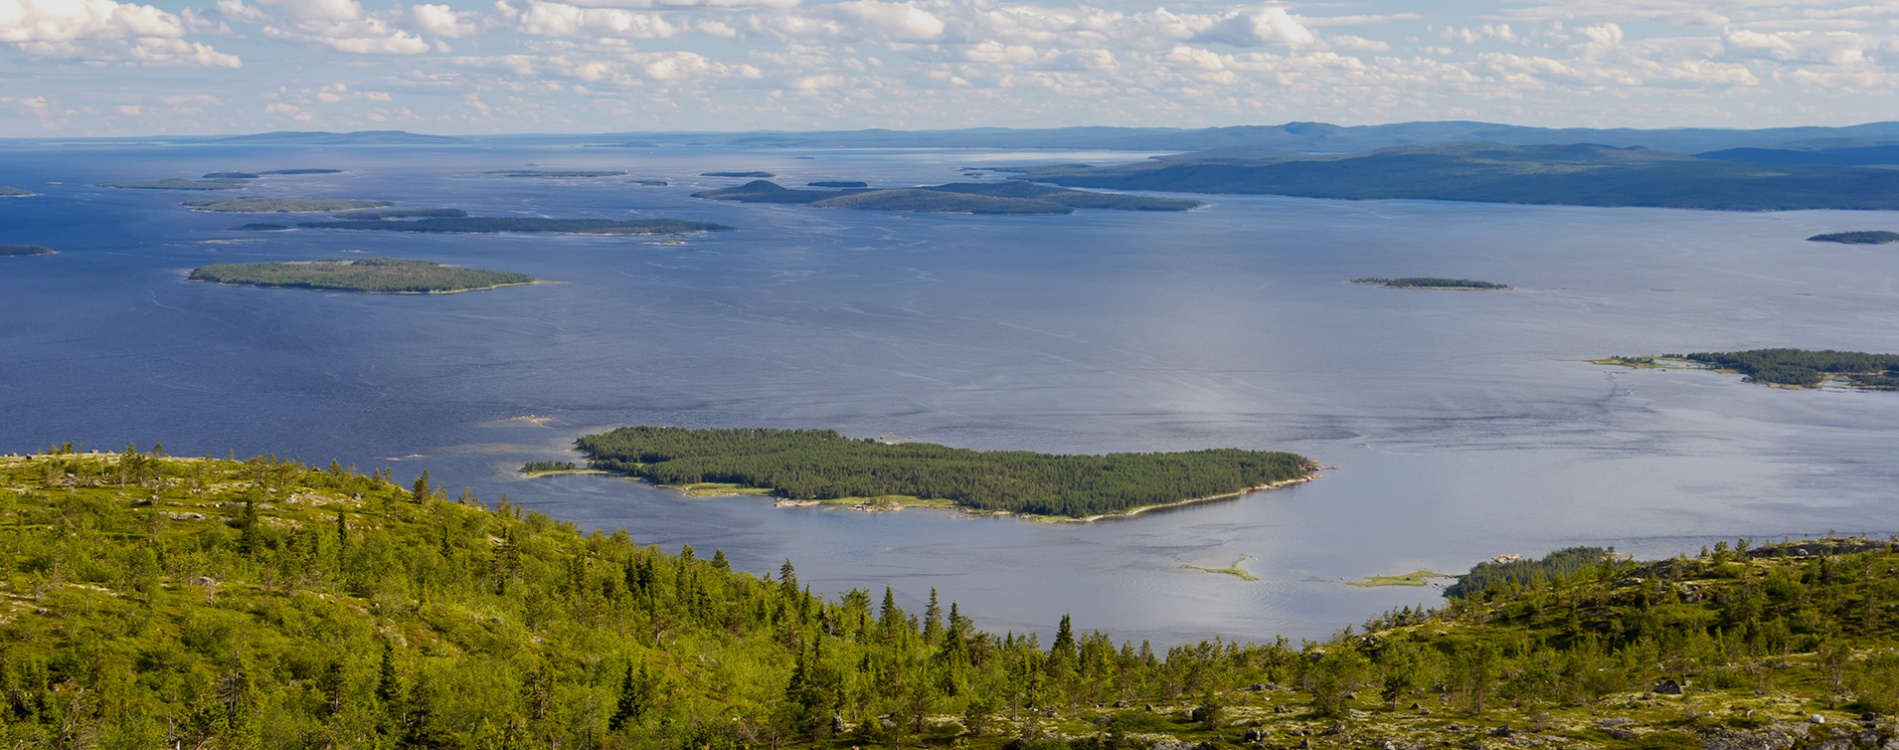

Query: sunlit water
[[5, 141, 1899, 646]]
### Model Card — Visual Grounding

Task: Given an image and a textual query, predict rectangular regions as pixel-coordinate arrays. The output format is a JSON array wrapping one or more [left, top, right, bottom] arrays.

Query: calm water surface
[[4, 142, 1898, 645]]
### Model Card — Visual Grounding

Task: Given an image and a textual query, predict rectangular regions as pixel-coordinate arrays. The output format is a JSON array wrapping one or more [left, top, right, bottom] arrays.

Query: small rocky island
[[1596, 349, 1899, 389], [189, 258, 537, 294], [0, 186, 34, 197], [694, 179, 1203, 214], [485, 170, 628, 178], [185, 197, 394, 213], [1351, 277, 1510, 290], [0, 244, 56, 256], [1809, 231, 1899, 244], [531, 426, 1315, 520], [101, 178, 250, 190]]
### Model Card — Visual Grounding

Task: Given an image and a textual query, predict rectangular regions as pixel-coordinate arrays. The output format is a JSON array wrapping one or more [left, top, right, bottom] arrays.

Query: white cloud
[[412, 4, 478, 38], [0, 0, 242, 66], [511, 2, 680, 38], [1192, 8, 1316, 47]]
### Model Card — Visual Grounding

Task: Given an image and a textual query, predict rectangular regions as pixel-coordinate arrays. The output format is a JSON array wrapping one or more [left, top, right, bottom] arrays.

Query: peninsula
[[693, 179, 1202, 214], [1016, 142, 1899, 211], [1351, 277, 1509, 290], [189, 257, 537, 294], [0, 244, 56, 256], [1597, 348, 1899, 389], [1809, 231, 1899, 244], [183, 197, 394, 213], [295, 216, 734, 235], [541, 426, 1316, 519]]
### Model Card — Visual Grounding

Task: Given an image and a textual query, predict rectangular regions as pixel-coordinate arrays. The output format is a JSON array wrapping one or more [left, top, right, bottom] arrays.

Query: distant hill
[[204, 130, 463, 145], [1018, 142, 1899, 211], [1696, 144, 1899, 167], [694, 179, 1199, 214]]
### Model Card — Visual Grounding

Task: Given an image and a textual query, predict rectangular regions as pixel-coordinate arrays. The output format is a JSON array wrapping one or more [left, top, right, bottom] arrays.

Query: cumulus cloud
[[412, 4, 478, 38], [0, 0, 242, 66]]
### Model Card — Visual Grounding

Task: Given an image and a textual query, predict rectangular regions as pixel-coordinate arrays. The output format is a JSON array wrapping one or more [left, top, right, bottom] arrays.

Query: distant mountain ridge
[[203, 130, 464, 145]]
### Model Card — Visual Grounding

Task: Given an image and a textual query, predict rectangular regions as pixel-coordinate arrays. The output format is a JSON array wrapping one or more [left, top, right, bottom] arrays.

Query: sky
[[3, 0, 1898, 136]]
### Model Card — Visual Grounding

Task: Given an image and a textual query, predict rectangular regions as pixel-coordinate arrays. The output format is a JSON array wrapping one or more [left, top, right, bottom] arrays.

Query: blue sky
[[4, 0, 1897, 136]]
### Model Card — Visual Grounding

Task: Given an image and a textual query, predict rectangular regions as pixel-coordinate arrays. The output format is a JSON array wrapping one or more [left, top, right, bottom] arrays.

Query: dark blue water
[[6, 141, 1899, 645]]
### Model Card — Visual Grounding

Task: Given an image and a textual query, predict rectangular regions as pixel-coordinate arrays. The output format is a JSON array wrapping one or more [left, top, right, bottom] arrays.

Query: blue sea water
[[5, 141, 1899, 645]]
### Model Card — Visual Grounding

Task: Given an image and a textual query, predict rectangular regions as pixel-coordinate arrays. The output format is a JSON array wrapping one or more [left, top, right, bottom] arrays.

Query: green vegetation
[[808, 181, 869, 188], [203, 172, 260, 179], [1445, 547, 1615, 597], [693, 180, 1201, 214], [485, 170, 628, 178], [298, 217, 735, 235], [1678, 349, 1899, 389], [562, 426, 1315, 518], [1348, 570, 1451, 588], [1351, 277, 1510, 290], [100, 178, 250, 190], [519, 461, 601, 477], [1183, 556, 1259, 581], [188, 258, 537, 294], [9, 447, 1899, 749], [632, 180, 668, 187], [183, 198, 394, 213], [0, 244, 56, 256], [702, 170, 775, 177], [229, 223, 292, 231], [1809, 231, 1899, 244], [1020, 142, 1899, 211], [329, 208, 468, 220], [0, 186, 33, 197]]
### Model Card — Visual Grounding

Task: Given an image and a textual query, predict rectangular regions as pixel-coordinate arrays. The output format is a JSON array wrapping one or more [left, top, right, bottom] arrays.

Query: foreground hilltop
[[3, 447, 1897, 749]]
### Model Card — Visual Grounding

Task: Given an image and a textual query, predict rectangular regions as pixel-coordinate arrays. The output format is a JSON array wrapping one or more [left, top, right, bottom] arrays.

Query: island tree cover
[[571, 426, 1313, 517], [1019, 143, 1899, 211], [9, 448, 1899, 749], [0, 245, 56, 256], [1680, 349, 1899, 388], [328, 208, 469, 220], [0, 186, 33, 197], [1808, 231, 1899, 245], [189, 258, 535, 294]]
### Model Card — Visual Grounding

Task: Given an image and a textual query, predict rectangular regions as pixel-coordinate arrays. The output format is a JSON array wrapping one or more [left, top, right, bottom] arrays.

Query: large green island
[[693, 180, 1203, 214], [1597, 348, 1899, 389], [541, 426, 1315, 519], [189, 257, 537, 294], [7, 446, 1899, 750], [1809, 231, 1899, 244], [184, 197, 395, 213]]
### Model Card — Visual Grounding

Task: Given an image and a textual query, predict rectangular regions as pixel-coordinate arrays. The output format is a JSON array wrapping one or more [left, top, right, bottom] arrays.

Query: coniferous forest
[[8, 448, 1899, 749], [1679, 349, 1899, 388], [570, 427, 1316, 518]]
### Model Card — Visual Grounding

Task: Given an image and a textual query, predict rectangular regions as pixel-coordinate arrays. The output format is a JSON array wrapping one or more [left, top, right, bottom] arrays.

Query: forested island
[[0, 244, 56, 256], [486, 170, 628, 178], [189, 258, 537, 294], [329, 207, 467, 219], [551, 426, 1314, 519], [1351, 277, 1509, 290], [693, 180, 1202, 214], [1598, 349, 1899, 389], [100, 178, 250, 190], [229, 223, 292, 231], [1809, 231, 1899, 244], [7, 447, 1899, 750], [184, 197, 394, 213], [809, 180, 869, 188], [1, 186, 36, 196], [1017, 142, 1899, 210], [295, 217, 734, 235]]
